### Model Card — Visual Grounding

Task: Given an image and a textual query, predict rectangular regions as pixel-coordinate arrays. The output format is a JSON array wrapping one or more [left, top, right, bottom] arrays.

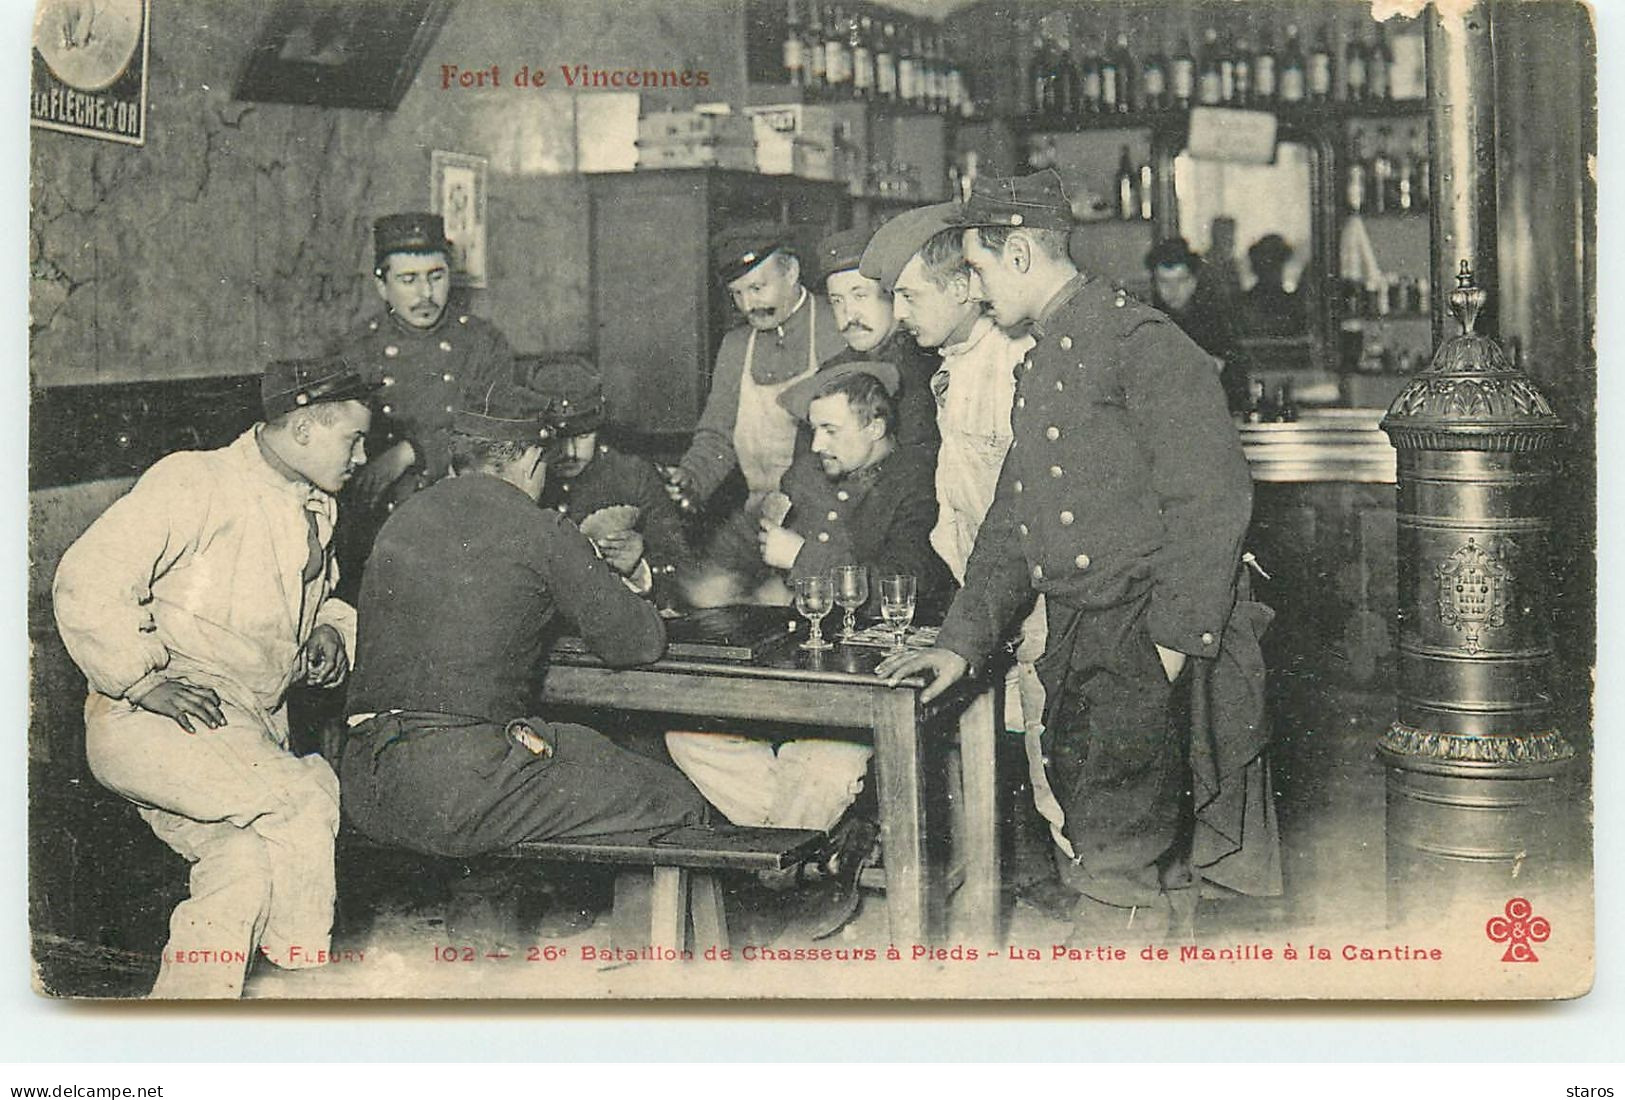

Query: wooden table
[[541, 625, 1000, 946]]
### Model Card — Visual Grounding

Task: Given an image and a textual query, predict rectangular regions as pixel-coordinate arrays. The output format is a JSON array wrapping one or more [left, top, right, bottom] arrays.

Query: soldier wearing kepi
[[814, 226, 940, 453], [340, 381, 705, 858], [52, 356, 376, 998], [528, 354, 692, 602], [877, 170, 1279, 943], [333, 212, 517, 590]]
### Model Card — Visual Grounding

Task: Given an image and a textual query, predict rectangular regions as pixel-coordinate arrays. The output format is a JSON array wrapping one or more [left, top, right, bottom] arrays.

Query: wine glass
[[794, 574, 835, 651], [879, 574, 917, 654], [833, 564, 869, 642]]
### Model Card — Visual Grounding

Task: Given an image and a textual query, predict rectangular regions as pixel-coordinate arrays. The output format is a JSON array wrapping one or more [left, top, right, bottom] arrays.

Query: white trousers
[[664, 732, 872, 832], [84, 693, 340, 998]]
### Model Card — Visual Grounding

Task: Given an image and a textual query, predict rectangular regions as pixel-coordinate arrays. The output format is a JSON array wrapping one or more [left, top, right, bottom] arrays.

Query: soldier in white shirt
[[52, 358, 375, 998]]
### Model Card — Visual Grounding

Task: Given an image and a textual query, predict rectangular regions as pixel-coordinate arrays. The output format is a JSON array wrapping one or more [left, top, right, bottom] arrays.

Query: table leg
[[649, 866, 688, 952], [871, 686, 929, 944], [958, 687, 1001, 945]]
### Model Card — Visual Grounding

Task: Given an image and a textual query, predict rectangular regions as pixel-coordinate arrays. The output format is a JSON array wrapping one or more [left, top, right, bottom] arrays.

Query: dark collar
[[1029, 274, 1088, 341]]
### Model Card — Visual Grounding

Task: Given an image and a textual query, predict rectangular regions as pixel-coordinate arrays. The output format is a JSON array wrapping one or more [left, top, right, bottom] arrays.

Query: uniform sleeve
[[1121, 318, 1254, 657], [935, 449, 1037, 669], [533, 512, 666, 667], [51, 455, 213, 700], [678, 332, 745, 502]]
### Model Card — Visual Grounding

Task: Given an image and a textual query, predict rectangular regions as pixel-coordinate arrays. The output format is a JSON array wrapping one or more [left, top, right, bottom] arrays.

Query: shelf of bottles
[[1009, 7, 1426, 131], [749, 0, 975, 117]]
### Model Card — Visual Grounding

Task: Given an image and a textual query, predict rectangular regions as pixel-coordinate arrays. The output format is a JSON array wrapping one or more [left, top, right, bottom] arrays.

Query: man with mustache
[[815, 227, 939, 453], [52, 357, 377, 997], [333, 213, 518, 591]]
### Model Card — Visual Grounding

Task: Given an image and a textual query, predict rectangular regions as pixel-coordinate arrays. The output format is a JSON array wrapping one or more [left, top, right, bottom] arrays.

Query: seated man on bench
[[338, 381, 706, 861]]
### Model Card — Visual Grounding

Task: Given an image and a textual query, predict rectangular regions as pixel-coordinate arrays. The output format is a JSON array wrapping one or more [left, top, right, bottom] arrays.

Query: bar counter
[[1239, 407, 1396, 485]]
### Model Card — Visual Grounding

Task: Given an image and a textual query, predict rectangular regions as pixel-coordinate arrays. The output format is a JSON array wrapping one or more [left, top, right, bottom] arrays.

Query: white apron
[[732, 294, 821, 503]]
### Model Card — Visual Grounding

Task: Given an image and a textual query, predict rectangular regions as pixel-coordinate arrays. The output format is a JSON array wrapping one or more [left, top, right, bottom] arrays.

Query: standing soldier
[[333, 212, 517, 591], [878, 170, 1278, 944]]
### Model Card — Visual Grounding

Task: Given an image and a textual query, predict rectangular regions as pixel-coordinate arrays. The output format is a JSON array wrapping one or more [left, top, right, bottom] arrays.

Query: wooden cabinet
[[587, 170, 848, 436]]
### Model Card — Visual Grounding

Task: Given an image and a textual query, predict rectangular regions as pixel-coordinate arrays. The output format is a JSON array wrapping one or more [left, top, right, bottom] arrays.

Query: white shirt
[[53, 428, 357, 740], [929, 316, 1037, 582]]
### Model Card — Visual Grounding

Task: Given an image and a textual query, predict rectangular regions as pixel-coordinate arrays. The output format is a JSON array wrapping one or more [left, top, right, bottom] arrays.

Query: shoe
[[783, 817, 879, 941]]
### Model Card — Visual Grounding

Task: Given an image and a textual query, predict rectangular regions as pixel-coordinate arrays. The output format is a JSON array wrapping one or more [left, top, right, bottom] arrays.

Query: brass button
[[1022, 359, 1033, 373], [382, 375, 395, 386], [1060, 510, 1074, 525], [439, 340, 453, 352], [1201, 631, 1215, 646], [368, 320, 379, 332], [1074, 553, 1090, 570], [1059, 336, 1073, 350], [1045, 426, 1060, 441], [836, 490, 850, 502], [442, 372, 455, 382], [1031, 564, 1044, 581], [1016, 396, 1026, 409], [1010, 213, 1024, 226], [827, 510, 839, 521], [1018, 523, 1029, 537], [1055, 379, 1065, 392], [817, 532, 830, 543], [381, 404, 393, 414], [444, 405, 454, 413], [1014, 480, 1023, 493], [1050, 465, 1063, 478], [458, 315, 470, 324], [385, 346, 399, 357]]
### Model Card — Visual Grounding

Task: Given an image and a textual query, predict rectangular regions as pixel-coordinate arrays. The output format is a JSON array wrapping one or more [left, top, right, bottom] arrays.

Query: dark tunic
[[781, 443, 952, 619], [935, 275, 1264, 909], [340, 473, 703, 855], [538, 443, 692, 592]]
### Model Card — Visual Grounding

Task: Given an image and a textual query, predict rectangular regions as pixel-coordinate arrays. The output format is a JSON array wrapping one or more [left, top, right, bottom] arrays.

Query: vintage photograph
[[26, 0, 1595, 1002]]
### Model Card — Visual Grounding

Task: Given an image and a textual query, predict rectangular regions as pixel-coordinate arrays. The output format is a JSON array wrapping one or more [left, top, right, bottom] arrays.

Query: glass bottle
[[1138, 158, 1155, 220], [1080, 31, 1103, 114], [1170, 31, 1196, 108], [1198, 27, 1223, 106], [1253, 28, 1277, 104], [1280, 24, 1306, 103], [1369, 25, 1393, 100], [1370, 126, 1394, 214], [783, 0, 805, 86], [907, 23, 928, 109], [1052, 27, 1078, 117], [875, 18, 897, 101], [1217, 30, 1236, 105], [1117, 145, 1137, 221], [1108, 32, 1134, 113], [850, 10, 873, 100], [1233, 35, 1253, 105], [900, 18, 921, 107], [806, 0, 827, 92], [824, 4, 850, 96], [1141, 34, 1168, 111], [1345, 130, 1368, 213], [1345, 32, 1369, 102], [1309, 23, 1334, 102]]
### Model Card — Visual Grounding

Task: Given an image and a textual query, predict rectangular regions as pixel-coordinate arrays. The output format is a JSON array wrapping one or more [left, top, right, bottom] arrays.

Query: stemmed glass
[[833, 564, 869, 642], [794, 574, 835, 651], [879, 574, 917, 654]]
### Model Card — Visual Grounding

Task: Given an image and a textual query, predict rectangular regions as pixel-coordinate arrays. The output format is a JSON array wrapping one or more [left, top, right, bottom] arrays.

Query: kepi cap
[[451, 381, 557, 445], [955, 168, 1075, 232], [815, 227, 873, 282], [261, 355, 380, 420], [776, 359, 901, 423], [712, 221, 790, 284], [374, 212, 451, 266], [522, 354, 606, 437], [859, 202, 961, 290]]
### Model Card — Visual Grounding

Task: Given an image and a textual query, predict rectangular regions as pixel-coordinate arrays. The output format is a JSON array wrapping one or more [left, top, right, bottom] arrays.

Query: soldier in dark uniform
[[331, 212, 518, 595], [528, 354, 692, 604], [814, 227, 940, 453], [340, 381, 705, 857], [878, 170, 1277, 943]]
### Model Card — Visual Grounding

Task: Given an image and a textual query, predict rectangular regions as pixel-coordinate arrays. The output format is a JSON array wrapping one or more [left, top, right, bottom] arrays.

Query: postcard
[[27, 0, 1594, 1001]]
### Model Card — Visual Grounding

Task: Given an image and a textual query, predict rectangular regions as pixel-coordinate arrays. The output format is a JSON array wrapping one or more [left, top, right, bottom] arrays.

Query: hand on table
[[757, 517, 805, 571], [295, 624, 350, 688], [133, 679, 226, 734], [874, 647, 968, 705]]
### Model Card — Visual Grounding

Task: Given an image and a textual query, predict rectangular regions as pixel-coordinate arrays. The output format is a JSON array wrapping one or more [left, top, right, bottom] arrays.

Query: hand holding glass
[[833, 564, 869, 642], [879, 574, 917, 654], [794, 574, 835, 651]]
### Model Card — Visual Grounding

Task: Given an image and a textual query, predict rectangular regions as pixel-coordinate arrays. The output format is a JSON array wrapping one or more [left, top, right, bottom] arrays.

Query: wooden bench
[[342, 824, 826, 953]]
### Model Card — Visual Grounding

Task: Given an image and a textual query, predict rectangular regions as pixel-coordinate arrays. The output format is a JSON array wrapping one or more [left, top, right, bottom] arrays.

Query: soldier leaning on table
[[877, 169, 1280, 946]]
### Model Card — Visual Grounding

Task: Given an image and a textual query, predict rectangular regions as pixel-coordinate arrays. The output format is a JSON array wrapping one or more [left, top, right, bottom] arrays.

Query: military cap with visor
[[712, 221, 792, 284], [373, 212, 452, 267], [451, 381, 558, 445], [522, 354, 607, 438], [858, 201, 961, 291], [954, 168, 1076, 232], [261, 355, 380, 420]]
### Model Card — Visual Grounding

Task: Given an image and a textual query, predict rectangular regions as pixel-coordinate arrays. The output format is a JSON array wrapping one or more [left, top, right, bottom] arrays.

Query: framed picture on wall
[[233, 0, 451, 110], [430, 150, 489, 289], [31, 0, 152, 145]]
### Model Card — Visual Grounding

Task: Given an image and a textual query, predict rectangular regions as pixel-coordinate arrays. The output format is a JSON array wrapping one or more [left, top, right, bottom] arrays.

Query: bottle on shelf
[[1141, 34, 1168, 111], [1051, 26, 1078, 117], [1198, 27, 1223, 106], [1275, 380, 1299, 423], [1371, 126, 1395, 213], [1170, 31, 1196, 109], [1309, 24, 1334, 102], [1245, 378, 1274, 424], [899, 18, 921, 107], [850, 10, 873, 100], [1253, 29, 1277, 104], [1105, 32, 1134, 113], [1396, 138, 1415, 212], [1116, 145, 1138, 222], [1410, 126, 1430, 210], [783, 0, 806, 86], [1138, 157, 1155, 221], [1217, 30, 1236, 105], [907, 23, 929, 110], [806, 0, 827, 92], [875, 18, 897, 102], [824, 4, 850, 97], [1345, 31, 1368, 102], [1345, 130, 1368, 213], [1079, 28, 1102, 114], [1280, 24, 1307, 104], [1233, 35, 1253, 106], [1369, 25, 1393, 101]]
